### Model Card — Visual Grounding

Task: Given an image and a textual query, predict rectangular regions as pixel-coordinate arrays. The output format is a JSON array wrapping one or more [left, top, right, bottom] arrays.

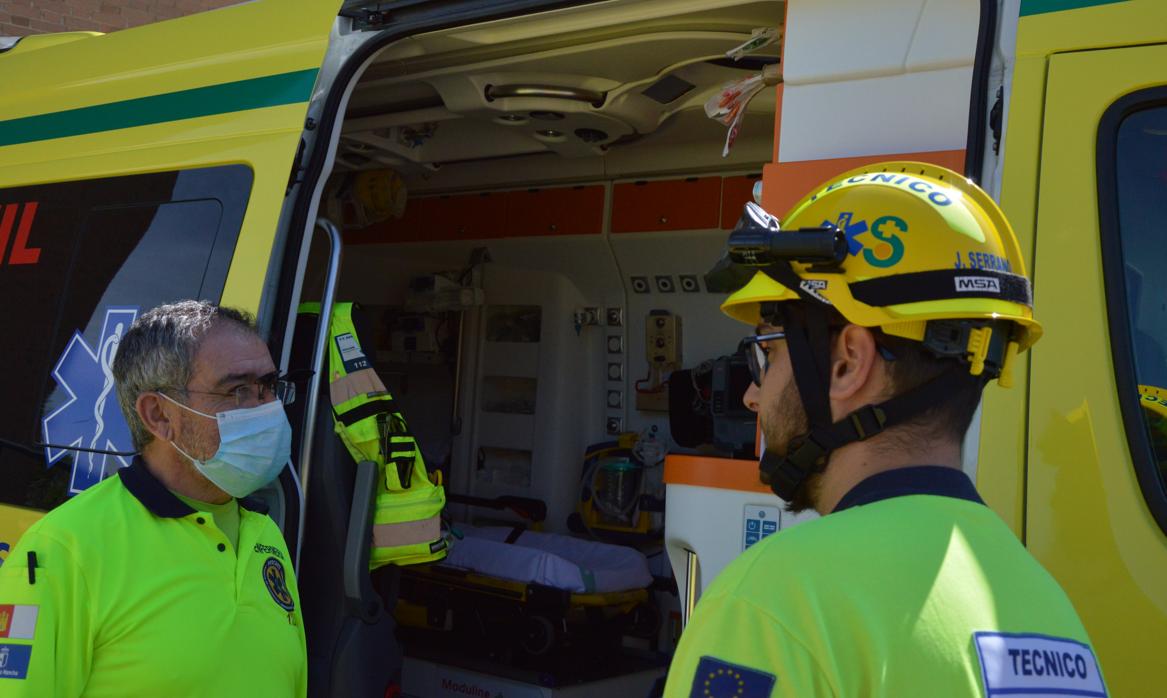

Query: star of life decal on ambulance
[[41, 307, 139, 494]]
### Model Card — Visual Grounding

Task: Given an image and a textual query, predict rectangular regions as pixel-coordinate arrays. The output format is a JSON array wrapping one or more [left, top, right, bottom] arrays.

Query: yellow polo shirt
[[0, 458, 306, 697], [664, 466, 1106, 698]]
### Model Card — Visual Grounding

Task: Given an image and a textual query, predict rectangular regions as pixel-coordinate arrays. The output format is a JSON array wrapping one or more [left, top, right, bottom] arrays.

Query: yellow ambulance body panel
[[0, 0, 340, 557], [980, 1, 1167, 694], [0, 0, 340, 310]]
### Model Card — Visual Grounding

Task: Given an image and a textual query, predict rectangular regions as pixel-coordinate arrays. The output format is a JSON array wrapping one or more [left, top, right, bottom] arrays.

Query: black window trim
[[1097, 85, 1167, 537]]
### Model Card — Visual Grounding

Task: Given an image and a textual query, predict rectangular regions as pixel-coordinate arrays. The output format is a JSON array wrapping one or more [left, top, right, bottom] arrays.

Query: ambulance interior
[[296, 0, 782, 690]]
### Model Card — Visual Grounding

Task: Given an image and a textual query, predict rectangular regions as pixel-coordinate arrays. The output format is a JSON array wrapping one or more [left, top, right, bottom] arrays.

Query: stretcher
[[443, 523, 653, 594], [394, 495, 660, 671]]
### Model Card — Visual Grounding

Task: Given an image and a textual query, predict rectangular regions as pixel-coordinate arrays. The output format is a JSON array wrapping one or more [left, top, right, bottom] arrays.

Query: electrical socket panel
[[645, 311, 681, 370]]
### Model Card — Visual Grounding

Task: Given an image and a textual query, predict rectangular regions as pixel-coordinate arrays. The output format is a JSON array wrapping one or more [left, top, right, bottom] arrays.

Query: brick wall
[[1, 0, 240, 37]]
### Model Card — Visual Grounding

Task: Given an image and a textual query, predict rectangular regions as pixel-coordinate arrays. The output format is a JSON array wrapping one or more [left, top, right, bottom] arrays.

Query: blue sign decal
[[0, 643, 32, 680], [742, 505, 780, 552], [42, 307, 139, 495]]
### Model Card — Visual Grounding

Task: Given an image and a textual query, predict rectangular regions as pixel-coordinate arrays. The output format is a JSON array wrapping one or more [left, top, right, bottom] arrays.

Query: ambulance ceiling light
[[484, 84, 605, 109]]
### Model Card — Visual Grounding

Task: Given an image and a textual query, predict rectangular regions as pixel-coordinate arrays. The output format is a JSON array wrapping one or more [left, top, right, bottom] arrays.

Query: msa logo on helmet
[[799, 279, 831, 304], [828, 212, 906, 268], [954, 276, 1001, 293]]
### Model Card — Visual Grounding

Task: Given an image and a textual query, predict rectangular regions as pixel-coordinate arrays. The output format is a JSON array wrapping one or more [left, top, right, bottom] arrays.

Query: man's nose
[[742, 381, 761, 413]]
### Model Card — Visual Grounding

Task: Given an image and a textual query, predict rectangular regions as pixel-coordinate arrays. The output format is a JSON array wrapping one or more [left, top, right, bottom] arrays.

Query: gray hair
[[113, 300, 258, 449]]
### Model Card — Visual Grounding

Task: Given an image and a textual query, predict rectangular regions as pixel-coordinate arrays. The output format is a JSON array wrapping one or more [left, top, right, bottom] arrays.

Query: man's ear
[[136, 392, 175, 442], [828, 325, 882, 404]]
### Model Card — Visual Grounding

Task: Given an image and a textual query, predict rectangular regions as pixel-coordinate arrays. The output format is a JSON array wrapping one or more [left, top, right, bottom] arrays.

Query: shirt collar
[[118, 456, 267, 517], [831, 465, 985, 514], [118, 457, 195, 518]]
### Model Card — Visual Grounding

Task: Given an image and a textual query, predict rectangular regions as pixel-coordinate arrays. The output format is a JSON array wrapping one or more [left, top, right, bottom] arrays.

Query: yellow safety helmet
[[721, 161, 1040, 385], [712, 162, 1040, 499]]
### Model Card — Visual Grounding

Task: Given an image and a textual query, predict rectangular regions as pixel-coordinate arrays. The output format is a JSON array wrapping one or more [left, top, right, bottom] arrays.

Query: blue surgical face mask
[[160, 392, 292, 498]]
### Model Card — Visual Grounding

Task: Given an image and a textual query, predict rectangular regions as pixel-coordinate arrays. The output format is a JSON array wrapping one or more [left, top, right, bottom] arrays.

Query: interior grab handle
[[682, 548, 699, 629], [293, 217, 342, 573]]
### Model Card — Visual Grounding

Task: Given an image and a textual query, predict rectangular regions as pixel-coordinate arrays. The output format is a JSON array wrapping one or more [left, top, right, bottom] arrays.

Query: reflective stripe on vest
[[306, 301, 448, 568], [372, 514, 441, 549]]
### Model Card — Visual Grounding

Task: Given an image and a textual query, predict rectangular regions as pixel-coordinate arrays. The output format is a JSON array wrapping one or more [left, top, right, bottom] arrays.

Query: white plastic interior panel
[[463, 266, 602, 533], [340, 0, 782, 182], [909, 0, 980, 72], [779, 66, 972, 162], [665, 483, 817, 601], [608, 230, 746, 377], [392, 105, 774, 193], [361, 33, 745, 93], [344, 119, 548, 165], [389, 0, 784, 55], [783, 0, 976, 85]]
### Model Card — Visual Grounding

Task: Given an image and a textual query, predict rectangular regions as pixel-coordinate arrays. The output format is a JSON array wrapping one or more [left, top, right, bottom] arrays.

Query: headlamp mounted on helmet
[[727, 202, 848, 269]]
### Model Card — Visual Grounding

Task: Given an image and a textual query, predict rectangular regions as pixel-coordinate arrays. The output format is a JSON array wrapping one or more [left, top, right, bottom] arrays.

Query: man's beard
[[760, 376, 822, 513]]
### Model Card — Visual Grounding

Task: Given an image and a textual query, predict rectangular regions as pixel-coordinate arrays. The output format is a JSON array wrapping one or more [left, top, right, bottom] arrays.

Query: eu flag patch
[[689, 656, 775, 698]]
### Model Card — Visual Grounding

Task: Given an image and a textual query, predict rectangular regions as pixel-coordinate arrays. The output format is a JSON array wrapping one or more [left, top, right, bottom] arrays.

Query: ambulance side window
[[0, 165, 252, 511], [1099, 96, 1167, 527]]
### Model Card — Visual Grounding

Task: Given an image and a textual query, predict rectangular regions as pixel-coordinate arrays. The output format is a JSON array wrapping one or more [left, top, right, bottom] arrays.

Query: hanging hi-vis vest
[[306, 301, 448, 568]]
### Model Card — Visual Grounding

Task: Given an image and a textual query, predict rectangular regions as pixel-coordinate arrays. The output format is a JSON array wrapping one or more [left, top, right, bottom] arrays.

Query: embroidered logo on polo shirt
[[262, 557, 295, 612], [253, 543, 284, 561], [689, 656, 775, 698], [974, 631, 1107, 696]]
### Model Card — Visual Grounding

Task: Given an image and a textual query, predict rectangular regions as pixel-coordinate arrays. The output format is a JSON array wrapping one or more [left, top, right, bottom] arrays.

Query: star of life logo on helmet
[[828, 212, 906, 268], [955, 276, 1001, 293]]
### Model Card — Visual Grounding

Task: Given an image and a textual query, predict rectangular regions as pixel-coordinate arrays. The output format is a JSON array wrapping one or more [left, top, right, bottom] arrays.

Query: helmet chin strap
[[755, 263, 985, 502]]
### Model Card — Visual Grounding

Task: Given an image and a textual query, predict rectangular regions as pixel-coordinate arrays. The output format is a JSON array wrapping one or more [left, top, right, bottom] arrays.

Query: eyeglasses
[[738, 329, 899, 388], [739, 331, 786, 387], [164, 372, 296, 408]]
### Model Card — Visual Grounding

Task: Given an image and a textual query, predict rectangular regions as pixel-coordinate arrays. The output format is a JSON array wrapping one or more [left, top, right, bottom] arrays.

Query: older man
[[0, 301, 306, 696]]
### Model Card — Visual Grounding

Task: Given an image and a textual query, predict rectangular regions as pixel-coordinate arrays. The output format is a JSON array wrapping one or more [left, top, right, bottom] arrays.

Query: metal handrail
[[682, 548, 700, 628], [294, 217, 343, 573]]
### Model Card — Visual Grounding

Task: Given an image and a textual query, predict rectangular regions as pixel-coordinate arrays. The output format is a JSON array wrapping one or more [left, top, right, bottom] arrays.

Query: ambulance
[[0, 0, 1164, 695]]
